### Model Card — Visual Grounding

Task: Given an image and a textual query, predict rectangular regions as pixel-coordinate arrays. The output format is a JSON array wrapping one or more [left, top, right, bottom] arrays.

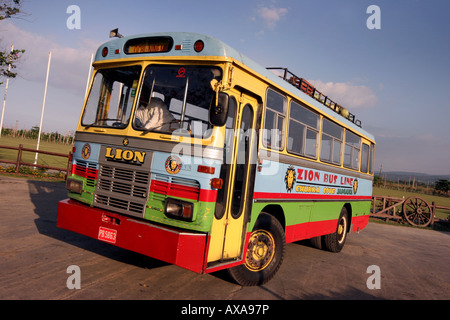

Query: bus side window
[[287, 100, 319, 158], [320, 118, 343, 165], [263, 89, 286, 150], [369, 143, 375, 174], [361, 143, 370, 173], [344, 131, 361, 170]]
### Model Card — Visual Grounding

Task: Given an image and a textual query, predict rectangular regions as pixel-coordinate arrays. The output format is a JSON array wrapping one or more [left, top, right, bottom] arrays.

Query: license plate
[[98, 226, 117, 244]]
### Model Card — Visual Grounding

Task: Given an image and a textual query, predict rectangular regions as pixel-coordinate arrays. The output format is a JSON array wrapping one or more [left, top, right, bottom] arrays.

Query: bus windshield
[[133, 65, 222, 137], [82, 66, 141, 129]]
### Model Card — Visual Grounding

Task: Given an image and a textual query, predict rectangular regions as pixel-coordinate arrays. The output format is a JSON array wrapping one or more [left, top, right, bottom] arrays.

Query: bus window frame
[[361, 142, 370, 173], [81, 65, 142, 129], [343, 130, 361, 170], [230, 103, 255, 219], [320, 117, 343, 165], [214, 96, 237, 220], [369, 143, 375, 174], [132, 64, 222, 138], [287, 99, 319, 159], [263, 88, 287, 151]]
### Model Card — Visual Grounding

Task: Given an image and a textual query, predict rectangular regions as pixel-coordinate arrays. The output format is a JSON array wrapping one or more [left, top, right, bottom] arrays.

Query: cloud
[[308, 80, 378, 109], [257, 6, 288, 29], [0, 22, 100, 132], [1, 22, 97, 94]]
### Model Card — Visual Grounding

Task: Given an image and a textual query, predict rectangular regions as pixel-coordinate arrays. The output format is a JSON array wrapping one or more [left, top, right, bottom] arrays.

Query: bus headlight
[[66, 178, 83, 194], [164, 198, 194, 221]]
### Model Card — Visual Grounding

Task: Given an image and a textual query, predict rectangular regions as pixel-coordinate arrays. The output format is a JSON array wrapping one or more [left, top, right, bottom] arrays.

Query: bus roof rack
[[266, 67, 362, 127]]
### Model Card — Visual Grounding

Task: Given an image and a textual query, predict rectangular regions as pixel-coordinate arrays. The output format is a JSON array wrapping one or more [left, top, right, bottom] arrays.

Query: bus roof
[[95, 32, 374, 141]]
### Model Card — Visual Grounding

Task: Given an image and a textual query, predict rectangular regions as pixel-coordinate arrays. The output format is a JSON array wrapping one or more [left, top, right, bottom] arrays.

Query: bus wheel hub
[[245, 230, 275, 271]]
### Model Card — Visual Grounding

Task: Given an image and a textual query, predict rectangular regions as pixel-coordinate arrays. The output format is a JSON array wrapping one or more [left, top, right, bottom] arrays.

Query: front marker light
[[194, 40, 204, 52], [211, 178, 223, 189], [164, 198, 194, 221]]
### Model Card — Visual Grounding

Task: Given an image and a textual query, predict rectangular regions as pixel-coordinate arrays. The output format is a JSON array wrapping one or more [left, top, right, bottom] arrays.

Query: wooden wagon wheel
[[402, 196, 433, 227]]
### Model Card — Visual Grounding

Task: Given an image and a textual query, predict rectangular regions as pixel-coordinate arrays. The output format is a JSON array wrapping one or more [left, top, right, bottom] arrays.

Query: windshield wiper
[[84, 118, 122, 129]]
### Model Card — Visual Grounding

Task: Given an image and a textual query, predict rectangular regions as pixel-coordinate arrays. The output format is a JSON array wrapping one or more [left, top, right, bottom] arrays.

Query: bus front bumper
[[57, 199, 208, 273]]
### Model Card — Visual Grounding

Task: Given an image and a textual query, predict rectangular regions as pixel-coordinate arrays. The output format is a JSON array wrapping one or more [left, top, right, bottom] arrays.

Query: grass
[[0, 136, 72, 170]]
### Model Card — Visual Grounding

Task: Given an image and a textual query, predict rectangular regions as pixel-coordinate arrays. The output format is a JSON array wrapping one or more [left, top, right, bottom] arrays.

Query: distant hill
[[380, 172, 450, 184]]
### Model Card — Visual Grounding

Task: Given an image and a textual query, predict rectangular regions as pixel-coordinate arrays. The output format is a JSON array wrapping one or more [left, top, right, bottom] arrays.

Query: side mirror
[[209, 92, 229, 127]]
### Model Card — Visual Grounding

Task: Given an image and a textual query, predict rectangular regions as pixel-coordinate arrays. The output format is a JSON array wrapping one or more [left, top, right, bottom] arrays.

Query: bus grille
[[94, 164, 150, 218], [95, 194, 144, 215], [74, 160, 97, 188], [98, 166, 149, 197]]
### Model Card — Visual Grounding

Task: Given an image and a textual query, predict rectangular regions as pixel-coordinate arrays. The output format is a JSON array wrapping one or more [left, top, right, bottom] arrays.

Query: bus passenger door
[[207, 93, 258, 266]]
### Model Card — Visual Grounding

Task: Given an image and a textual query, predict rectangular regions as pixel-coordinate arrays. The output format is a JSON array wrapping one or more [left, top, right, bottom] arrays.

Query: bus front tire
[[227, 213, 285, 286]]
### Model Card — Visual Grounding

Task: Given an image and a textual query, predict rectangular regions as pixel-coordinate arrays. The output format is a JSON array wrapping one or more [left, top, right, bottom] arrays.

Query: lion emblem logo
[[165, 155, 182, 174], [284, 166, 296, 192], [81, 143, 91, 160], [353, 178, 358, 194]]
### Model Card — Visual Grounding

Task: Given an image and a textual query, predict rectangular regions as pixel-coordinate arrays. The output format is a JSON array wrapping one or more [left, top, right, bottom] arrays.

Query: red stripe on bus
[[285, 214, 369, 243], [150, 180, 217, 202], [72, 164, 98, 180], [285, 219, 337, 243]]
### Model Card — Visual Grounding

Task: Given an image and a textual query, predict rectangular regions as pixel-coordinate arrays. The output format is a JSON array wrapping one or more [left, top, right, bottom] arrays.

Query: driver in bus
[[135, 97, 176, 132]]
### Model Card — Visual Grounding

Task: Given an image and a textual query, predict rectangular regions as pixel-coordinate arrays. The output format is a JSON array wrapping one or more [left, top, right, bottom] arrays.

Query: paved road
[[0, 175, 449, 302]]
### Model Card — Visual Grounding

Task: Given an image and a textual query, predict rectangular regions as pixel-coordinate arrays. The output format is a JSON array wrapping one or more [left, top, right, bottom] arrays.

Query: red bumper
[[57, 199, 208, 273]]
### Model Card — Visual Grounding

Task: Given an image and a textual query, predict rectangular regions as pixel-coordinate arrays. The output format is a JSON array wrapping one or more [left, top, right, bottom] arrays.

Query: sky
[[0, 0, 449, 175]]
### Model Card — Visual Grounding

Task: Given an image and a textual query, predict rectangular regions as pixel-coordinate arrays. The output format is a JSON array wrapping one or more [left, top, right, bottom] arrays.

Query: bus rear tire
[[323, 207, 348, 253], [227, 213, 285, 286]]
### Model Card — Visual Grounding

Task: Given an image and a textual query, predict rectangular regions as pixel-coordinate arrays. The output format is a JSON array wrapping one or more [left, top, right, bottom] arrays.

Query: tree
[[0, 0, 21, 19], [434, 180, 450, 194], [373, 175, 384, 187], [0, 0, 25, 85], [29, 125, 39, 139]]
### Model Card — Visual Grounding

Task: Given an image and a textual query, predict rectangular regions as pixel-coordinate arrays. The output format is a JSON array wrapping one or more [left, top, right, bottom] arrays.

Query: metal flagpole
[[34, 51, 52, 165], [0, 44, 14, 138]]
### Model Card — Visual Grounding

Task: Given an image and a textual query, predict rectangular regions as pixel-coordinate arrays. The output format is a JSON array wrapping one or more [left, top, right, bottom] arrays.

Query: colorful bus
[[57, 31, 375, 286]]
